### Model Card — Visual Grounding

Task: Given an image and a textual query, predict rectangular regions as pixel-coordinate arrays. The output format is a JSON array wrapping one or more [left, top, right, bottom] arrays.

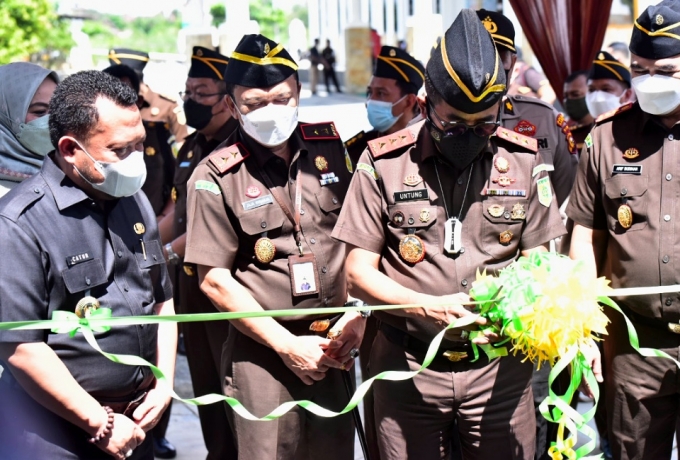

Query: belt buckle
[[443, 350, 468, 362], [668, 323, 680, 334], [309, 319, 331, 333]]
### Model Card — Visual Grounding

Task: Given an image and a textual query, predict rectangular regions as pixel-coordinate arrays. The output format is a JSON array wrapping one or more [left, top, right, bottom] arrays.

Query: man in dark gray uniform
[[0, 70, 176, 460]]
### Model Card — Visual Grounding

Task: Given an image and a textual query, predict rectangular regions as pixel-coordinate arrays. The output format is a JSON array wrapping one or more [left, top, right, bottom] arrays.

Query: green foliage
[[0, 0, 73, 64], [250, 0, 287, 42], [82, 11, 182, 54], [210, 4, 226, 28]]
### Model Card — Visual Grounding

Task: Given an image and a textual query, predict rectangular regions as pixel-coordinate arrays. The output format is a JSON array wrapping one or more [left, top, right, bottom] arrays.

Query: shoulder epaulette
[[300, 122, 340, 140], [0, 184, 44, 222], [510, 94, 553, 111], [368, 121, 424, 158], [494, 126, 538, 152], [596, 102, 634, 124], [344, 131, 365, 148], [208, 143, 250, 174]]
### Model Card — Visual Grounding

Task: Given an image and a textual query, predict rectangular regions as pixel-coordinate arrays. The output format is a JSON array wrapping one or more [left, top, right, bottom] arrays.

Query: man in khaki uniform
[[108, 49, 188, 150], [184, 34, 360, 460], [345, 45, 424, 166], [158, 46, 239, 460], [568, 1, 680, 458], [477, 10, 578, 208], [585, 51, 635, 120], [332, 10, 565, 459]]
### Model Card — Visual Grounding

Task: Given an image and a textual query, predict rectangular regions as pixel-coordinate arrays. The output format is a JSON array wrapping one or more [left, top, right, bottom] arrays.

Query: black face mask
[[429, 123, 489, 171], [184, 98, 216, 131], [563, 96, 590, 121]]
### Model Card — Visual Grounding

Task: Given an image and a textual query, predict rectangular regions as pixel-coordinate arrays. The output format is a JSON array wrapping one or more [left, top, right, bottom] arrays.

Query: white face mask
[[585, 90, 623, 119], [73, 139, 147, 198], [17, 115, 53, 156], [632, 74, 680, 115], [237, 103, 299, 147]]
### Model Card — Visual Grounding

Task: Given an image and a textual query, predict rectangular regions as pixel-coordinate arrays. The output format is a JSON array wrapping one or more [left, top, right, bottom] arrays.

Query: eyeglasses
[[179, 91, 226, 102], [428, 103, 499, 138]]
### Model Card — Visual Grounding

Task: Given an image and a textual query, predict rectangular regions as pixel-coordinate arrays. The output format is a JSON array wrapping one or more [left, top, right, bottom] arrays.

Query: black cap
[[426, 9, 506, 114], [188, 46, 229, 80], [476, 9, 516, 53], [373, 46, 425, 94], [225, 34, 298, 88], [630, 0, 680, 59], [108, 48, 149, 75], [588, 50, 631, 85]]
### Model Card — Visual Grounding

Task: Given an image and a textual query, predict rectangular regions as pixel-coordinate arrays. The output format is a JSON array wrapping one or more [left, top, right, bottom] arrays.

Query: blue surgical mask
[[366, 95, 407, 132], [16, 115, 53, 156]]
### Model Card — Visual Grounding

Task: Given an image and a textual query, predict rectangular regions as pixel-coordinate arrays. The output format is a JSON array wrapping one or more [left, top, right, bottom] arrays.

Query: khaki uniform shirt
[[185, 123, 352, 318], [566, 120, 594, 152], [332, 121, 566, 344], [501, 96, 578, 206], [566, 102, 680, 321], [140, 84, 188, 146], [173, 118, 239, 239]]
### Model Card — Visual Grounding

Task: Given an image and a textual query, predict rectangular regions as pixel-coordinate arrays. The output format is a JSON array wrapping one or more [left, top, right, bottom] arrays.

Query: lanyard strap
[[257, 157, 304, 253]]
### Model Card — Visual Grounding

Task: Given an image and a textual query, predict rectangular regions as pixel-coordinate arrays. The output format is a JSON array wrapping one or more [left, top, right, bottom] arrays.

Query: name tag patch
[[394, 189, 429, 202], [242, 194, 274, 211], [612, 164, 642, 175], [66, 252, 93, 268]]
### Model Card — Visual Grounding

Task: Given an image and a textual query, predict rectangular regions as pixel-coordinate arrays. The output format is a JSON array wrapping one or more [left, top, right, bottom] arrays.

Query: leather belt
[[278, 314, 342, 337], [620, 305, 680, 335], [378, 321, 472, 363], [98, 391, 148, 417]]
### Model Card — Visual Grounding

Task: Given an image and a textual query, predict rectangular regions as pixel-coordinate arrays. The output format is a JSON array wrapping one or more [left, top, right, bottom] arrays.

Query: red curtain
[[507, 0, 614, 101]]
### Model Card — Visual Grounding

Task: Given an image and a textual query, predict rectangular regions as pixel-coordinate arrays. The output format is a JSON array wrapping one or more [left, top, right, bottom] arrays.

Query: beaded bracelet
[[89, 406, 114, 444]]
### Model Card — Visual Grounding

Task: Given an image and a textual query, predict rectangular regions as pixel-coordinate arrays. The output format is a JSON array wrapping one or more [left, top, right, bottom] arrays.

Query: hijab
[[0, 62, 58, 183]]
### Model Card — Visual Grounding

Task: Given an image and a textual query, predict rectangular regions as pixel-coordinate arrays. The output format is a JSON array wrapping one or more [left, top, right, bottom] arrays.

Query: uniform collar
[[243, 124, 308, 169], [42, 154, 92, 211]]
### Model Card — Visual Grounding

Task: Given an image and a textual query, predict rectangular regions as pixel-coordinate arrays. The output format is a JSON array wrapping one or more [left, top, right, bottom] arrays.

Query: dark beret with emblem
[[108, 48, 149, 76], [630, 0, 680, 59], [225, 34, 298, 88], [374, 46, 425, 94], [426, 8, 506, 113], [476, 9, 516, 53], [189, 46, 229, 80], [588, 50, 631, 85]]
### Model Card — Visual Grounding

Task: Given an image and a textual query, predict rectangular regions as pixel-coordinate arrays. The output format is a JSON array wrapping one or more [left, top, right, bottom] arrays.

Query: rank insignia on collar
[[315, 155, 329, 172], [487, 204, 505, 218], [494, 157, 510, 173], [504, 100, 515, 115], [499, 230, 513, 245], [623, 148, 639, 160], [403, 174, 423, 187], [514, 120, 537, 137], [492, 176, 516, 187], [510, 203, 526, 220], [245, 185, 261, 198], [134, 223, 146, 234]]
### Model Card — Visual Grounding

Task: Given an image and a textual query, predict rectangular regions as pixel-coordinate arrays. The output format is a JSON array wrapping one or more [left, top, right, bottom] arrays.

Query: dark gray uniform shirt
[[0, 154, 172, 399]]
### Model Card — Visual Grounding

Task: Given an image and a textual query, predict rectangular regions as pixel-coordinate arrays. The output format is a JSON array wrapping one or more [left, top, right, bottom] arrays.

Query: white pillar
[[440, 0, 466, 30], [361, 0, 370, 24], [308, 0, 321, 45], [370, 0, 385, 35], [396, 0, 407, 42], [385, 0, 396, 45]]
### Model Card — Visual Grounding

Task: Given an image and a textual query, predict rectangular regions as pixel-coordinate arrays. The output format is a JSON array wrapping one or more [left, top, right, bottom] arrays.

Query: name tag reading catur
[[444, 217, 463, 254]]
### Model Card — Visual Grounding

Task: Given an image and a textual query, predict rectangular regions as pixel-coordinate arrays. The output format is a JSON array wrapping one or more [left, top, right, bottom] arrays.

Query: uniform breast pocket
[[481, 198, 526, 260], [604, 175, 648, 233], [62, 258, 109, 294], [239, 205, 287, 240], [134, 239, 165, 293], [387, 203, 439, 258]]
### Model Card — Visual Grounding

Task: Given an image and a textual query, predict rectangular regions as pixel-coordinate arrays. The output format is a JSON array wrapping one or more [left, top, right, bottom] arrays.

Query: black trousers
[[0, 378, 153, 460], [324, 66, 341, 92]]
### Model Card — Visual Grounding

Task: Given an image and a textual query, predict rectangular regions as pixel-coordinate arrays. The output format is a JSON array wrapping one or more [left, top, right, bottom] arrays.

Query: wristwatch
[[164, 242, 179, 264]]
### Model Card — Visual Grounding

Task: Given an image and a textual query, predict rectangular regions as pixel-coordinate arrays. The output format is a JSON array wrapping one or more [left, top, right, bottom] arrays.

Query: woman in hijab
[[0, 62, 58, 197]]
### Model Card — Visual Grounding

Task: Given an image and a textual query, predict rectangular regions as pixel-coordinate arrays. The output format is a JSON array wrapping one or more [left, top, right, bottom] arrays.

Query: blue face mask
[[366, 95, 407, 132]]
